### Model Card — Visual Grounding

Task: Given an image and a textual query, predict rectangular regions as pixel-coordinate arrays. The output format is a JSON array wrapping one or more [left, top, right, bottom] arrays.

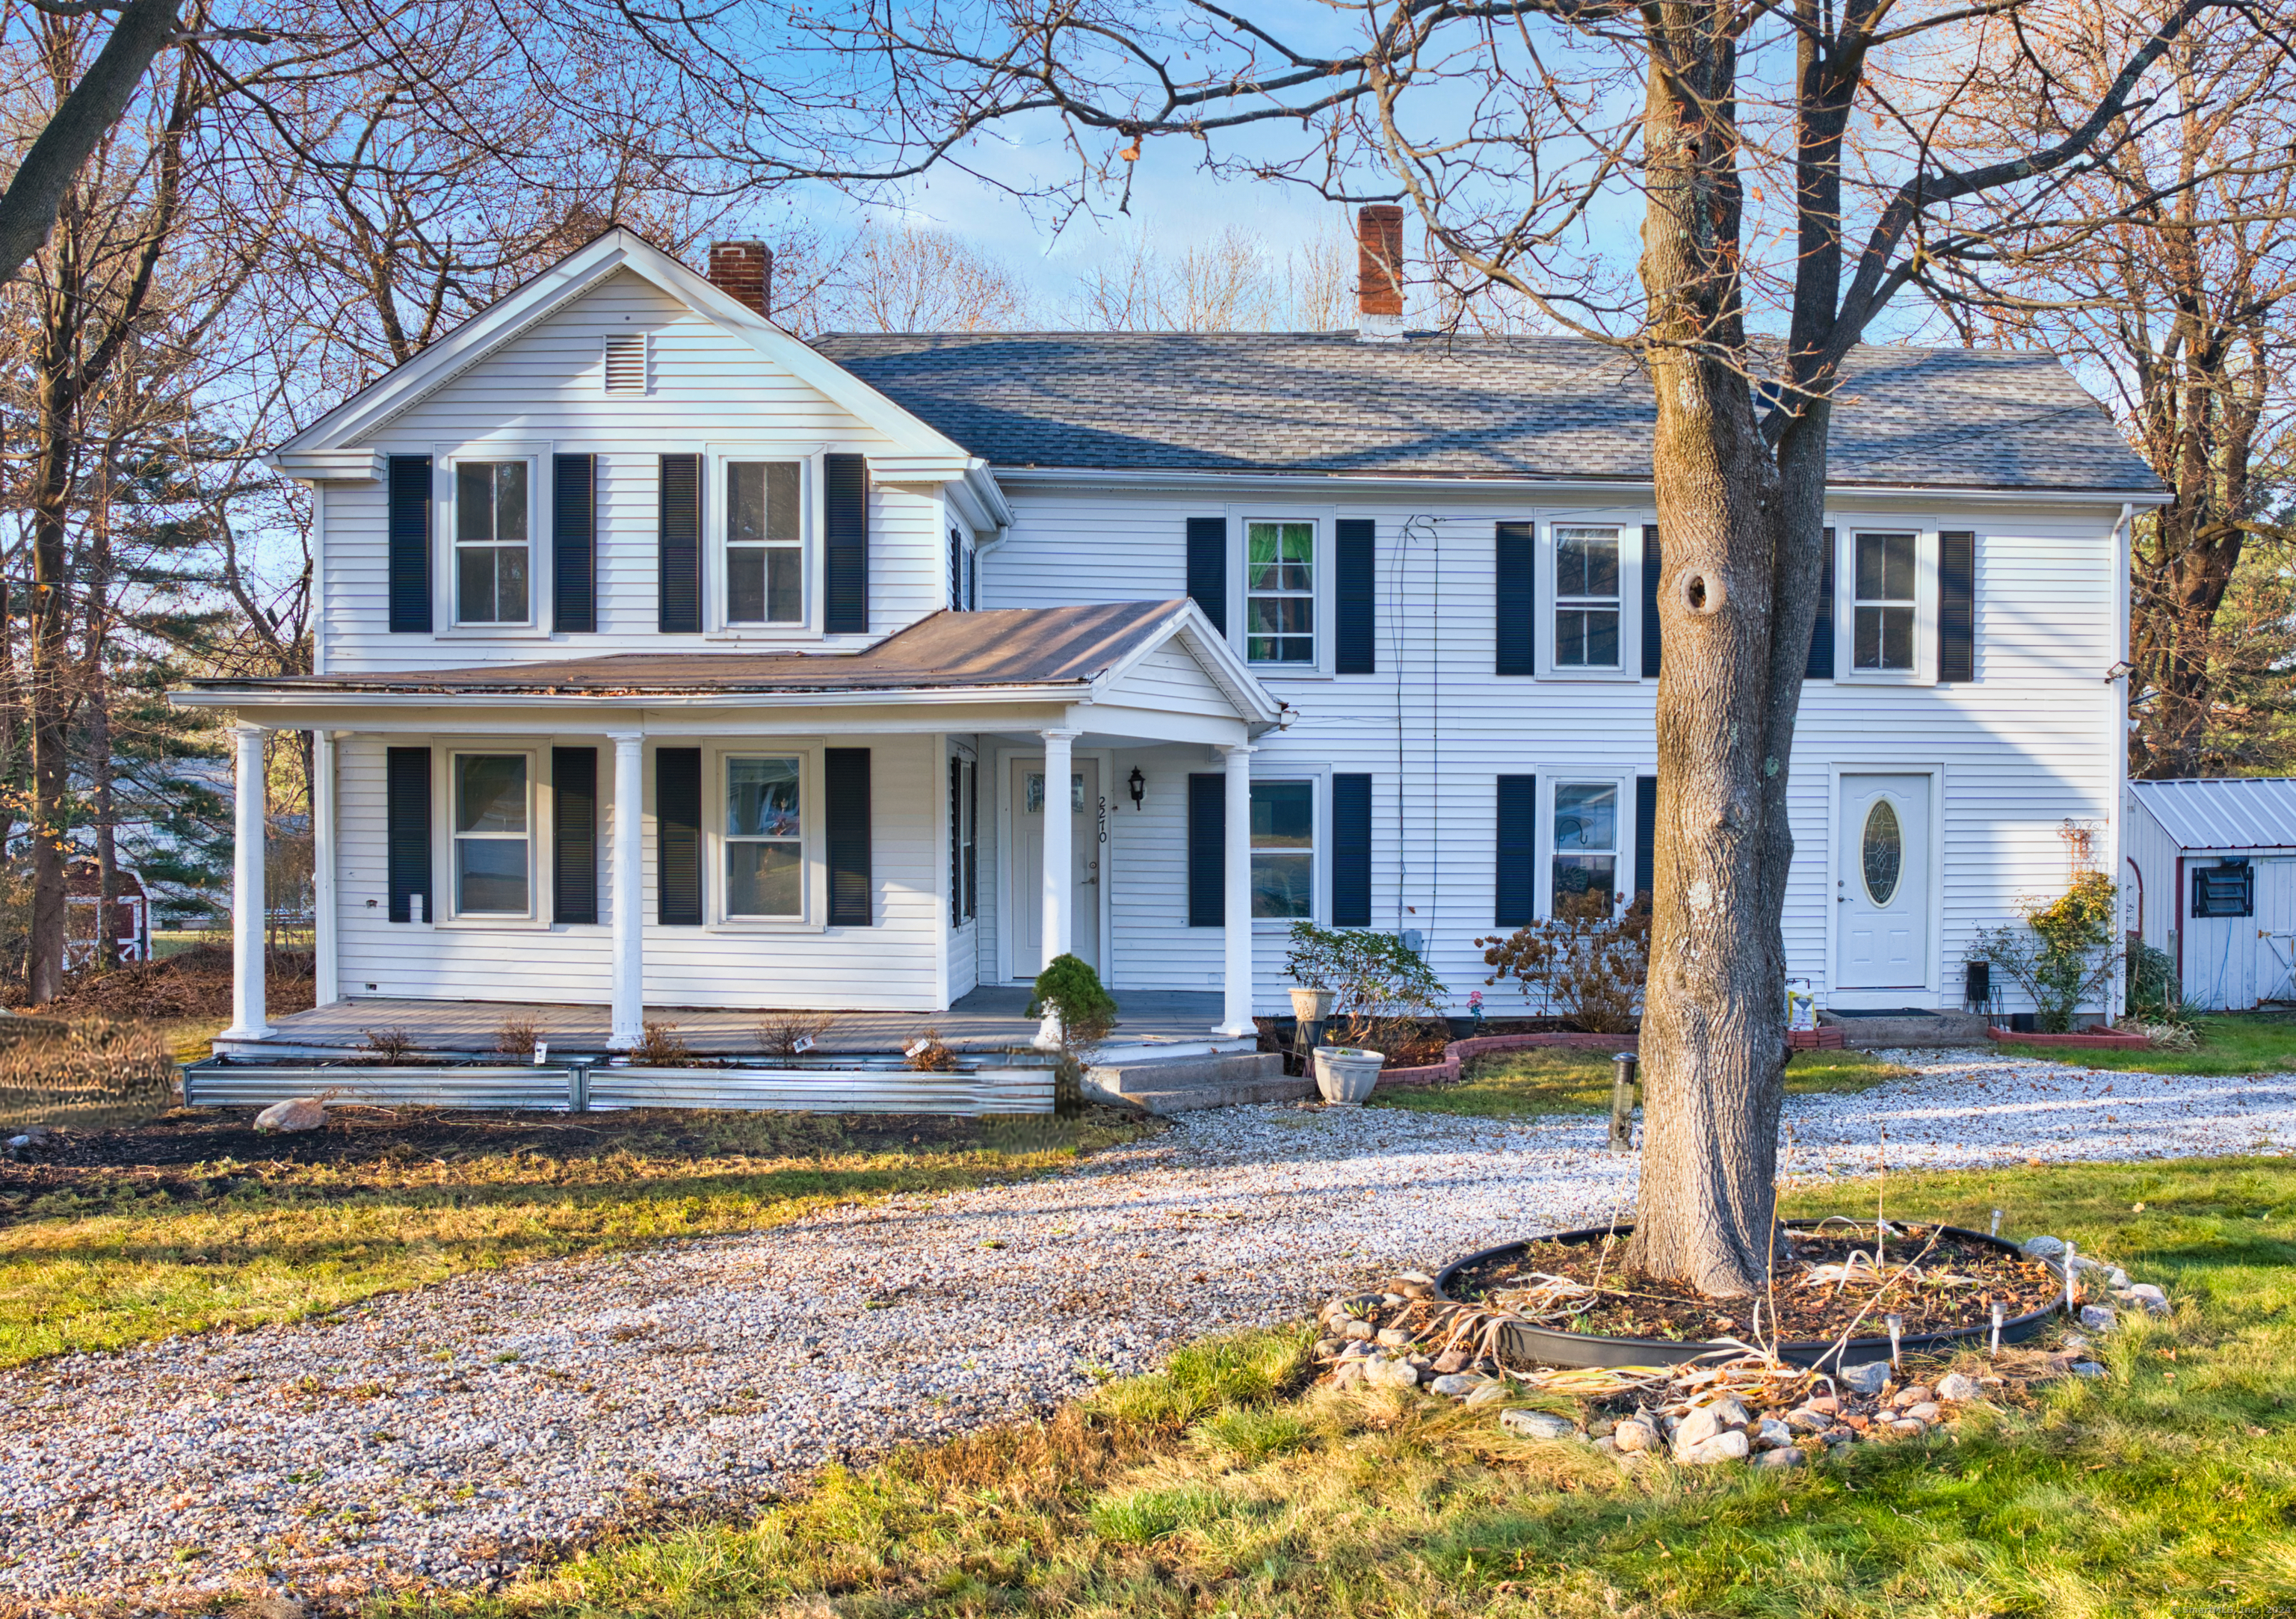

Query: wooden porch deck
[[238, 987, 1229, 1056]]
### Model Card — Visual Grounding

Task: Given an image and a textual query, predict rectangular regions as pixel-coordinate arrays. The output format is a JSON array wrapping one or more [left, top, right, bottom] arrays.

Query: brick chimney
[[1355, 206, 1404, 342], [708, 241, 773, 319]]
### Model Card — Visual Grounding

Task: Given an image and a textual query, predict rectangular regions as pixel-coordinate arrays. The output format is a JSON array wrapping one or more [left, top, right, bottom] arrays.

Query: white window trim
[[948, 739, 978, 931], [433, 441, 551, 638], [1833, 519, 1939, 687], [432, 742, 551, 930], [1249, 762, 1332, 932], [1537, 771, 1635, 918], [1540, 517, 1642, 681], [1228, 508, 1335, 678], [703, 445, 827, 641], [705, 741, 827, 931]]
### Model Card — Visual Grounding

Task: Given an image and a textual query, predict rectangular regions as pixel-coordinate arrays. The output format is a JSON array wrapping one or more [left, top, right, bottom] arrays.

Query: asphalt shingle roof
[[809, 330, 2159, 493]]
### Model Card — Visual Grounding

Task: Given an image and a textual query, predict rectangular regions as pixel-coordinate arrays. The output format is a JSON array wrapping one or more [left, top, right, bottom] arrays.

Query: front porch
[[224, 986, 1233, 1058]]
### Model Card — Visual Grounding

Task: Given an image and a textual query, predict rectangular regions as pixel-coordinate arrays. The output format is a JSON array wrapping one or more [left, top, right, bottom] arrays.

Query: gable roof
[[270, 228, 975, 477], [807, 331, 2160, 494], [2129, 777, 2296, 851], [182, 600, 1283, 723]]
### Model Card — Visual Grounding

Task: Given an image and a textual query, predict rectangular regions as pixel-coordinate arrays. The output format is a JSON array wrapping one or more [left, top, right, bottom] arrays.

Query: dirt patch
[[0, 1103, 1058, 1212], [1442, 1221, 2061, 1344], [11, 940, 316, 1022]]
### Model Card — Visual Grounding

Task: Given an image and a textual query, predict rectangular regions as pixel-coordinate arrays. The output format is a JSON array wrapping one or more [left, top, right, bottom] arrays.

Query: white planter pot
[[1314, 1046, 1384, 1105], [1289, 987, 1336, 1023]]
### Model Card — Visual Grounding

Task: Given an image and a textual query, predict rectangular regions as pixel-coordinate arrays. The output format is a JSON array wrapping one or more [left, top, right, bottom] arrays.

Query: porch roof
[[178, 600, 1283, 727]]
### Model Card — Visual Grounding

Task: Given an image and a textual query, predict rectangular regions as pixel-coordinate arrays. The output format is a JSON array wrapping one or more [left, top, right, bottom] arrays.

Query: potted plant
[[1313, 1043, 1383, 1103], [1283, 920, 1339, 1027]]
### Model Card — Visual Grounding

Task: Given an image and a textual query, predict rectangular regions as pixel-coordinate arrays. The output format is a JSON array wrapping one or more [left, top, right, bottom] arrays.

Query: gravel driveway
[[6, 1051, 2292, 1609]]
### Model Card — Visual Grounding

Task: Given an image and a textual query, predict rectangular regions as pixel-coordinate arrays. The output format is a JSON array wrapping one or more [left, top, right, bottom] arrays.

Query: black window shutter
[[1188, 772, 1224, 927], [386, 455, 432, 633], [1335, 519, 1375, 674], [1332, 773, 1371, 926], [825, 747, 872, 925], [656, 747, 702, 925], [552, 454, 596, 633], [1186, 517, 1226, 634], [1634, 774, 1658, 900], [1641, 524, 1663, 678], [385, 747, 431, 922], [948, 756, 963, 912], [1939, 529, 1975, 682], [1496, 521, 1535, 675], [965, 549, 977, 611], [825, 453, 868, 633], [552, 747, 599, 925], [658, 454, 701, 633], [948, 528, 963, 611], [1495, 774, 1537, 927], [963, 759, 978, 919], [1805, 526, 1836, 679]]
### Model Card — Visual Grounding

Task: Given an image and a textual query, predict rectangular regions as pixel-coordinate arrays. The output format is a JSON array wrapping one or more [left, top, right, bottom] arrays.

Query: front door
[[1009, 756, 1102, 978], [1836, 773, 1931, 990]]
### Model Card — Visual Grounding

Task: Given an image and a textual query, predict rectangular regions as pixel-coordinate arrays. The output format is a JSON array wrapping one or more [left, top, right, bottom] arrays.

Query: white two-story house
[[178, 218, 2161, 1053]]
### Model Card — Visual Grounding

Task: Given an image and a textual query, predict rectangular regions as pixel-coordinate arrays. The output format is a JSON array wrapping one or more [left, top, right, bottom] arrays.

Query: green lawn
[[0, 1109, 1146, 1366], [398, 1153, 2296, 1618], [1997, 1011, 2296, 1075], [1375, 1044, 1902, 1119]]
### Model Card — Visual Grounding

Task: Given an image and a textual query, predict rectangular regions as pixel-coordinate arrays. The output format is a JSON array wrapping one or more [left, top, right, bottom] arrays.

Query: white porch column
[[312, 730, 339, 1007], [608, 730, 646, 1049], [221, 722, 269, 1041], [1040, 729, 1078, 966], [1215, 741, 1256, 1037]]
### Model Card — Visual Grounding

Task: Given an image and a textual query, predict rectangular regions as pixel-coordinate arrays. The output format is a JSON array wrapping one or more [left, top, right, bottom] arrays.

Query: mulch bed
[[1444, 1222, 2061, 1344]]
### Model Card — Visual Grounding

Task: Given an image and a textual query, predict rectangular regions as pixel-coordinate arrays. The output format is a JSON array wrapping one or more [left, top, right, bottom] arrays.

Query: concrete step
[[1081, 1050, 1309, 1114], [1818, 1009, 1991, 1049]]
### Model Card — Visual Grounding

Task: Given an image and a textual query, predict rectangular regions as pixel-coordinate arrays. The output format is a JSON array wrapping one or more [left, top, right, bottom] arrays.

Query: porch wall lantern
[[1127, 766, 1147, 810]]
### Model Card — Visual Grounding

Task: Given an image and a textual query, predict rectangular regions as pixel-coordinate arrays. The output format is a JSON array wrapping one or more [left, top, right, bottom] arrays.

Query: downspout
[[2109, 502, 2133, 1021]]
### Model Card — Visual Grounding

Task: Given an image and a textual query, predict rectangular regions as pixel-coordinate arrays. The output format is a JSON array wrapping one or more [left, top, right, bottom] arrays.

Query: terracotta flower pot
[[1313, 1046, 1383, 1104]]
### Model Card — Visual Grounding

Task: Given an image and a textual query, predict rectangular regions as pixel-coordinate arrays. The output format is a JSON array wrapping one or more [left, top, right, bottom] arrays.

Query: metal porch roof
[[2129, 777, 2296, 851]]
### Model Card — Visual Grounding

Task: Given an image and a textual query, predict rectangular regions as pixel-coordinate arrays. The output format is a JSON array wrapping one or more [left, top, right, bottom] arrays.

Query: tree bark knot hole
[[1677, 568, 1726, 615]]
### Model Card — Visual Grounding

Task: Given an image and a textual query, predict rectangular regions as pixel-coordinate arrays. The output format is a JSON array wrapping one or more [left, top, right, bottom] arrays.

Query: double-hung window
[[1853, 531, 1917, 671], [1246, 520, 1315, 664], [454, 462, 530, 624], [1552, 781, 1618, 919], [726, 461, 803, 626], [1554, 526, 1621, 668], [452, 753, 531, 916], [726, 756, 803, 917], [1250, 780, 1315, 918]]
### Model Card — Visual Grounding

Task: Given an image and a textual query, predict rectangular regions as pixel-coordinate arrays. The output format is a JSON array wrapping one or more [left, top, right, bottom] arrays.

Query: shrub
[[492, 1015, 541, 1055], [1281, 922, 1446, 1049], [1969, 871, 2120, 1033], [632, 1020, 693, 1065], [0, 1017, 176, 1130], [903, 1028, 957, 1072], [1028, 954, 1118, 1045], [758, 1011, 838, 1056], [2126, 938, 2181, 1023], [1476, 891, 1650, 1034], [360, 1026, 416, 1061]]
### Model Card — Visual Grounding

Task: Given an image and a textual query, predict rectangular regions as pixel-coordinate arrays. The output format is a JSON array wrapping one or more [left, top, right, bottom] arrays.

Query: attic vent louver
[[603, 333, 648, 395]]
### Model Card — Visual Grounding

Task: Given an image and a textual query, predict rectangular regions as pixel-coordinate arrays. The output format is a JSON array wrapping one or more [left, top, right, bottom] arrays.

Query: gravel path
[[6, 1051, 2292, 1609]]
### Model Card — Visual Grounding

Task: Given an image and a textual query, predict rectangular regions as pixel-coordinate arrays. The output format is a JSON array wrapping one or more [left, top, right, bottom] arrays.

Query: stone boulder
[[1500, 1408, 1578, 1440], [253, 1097, 327, 1133]]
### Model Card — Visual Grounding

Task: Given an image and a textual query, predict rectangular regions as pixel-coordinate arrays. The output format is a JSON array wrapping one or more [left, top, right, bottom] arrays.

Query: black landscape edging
[[1433, 1219, 2062, 1371]]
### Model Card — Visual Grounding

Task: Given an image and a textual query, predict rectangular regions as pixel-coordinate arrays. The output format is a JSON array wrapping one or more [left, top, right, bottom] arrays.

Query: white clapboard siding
[[1100, 644, 1236, 717], [975, 483, 2121, 1013], [2120, 790, 2180, 957], [334, 732, 943, 1011], [320, 270, 942, 675]]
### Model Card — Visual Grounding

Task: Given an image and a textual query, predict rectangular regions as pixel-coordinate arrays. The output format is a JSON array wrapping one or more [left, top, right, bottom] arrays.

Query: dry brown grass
[[0, 1017, 176, 1131]]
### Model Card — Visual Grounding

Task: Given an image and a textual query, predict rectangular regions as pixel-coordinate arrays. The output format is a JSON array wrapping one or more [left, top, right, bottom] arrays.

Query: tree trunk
[[26, 308, 76, 1005], [1621, 7, 1800, 1296]]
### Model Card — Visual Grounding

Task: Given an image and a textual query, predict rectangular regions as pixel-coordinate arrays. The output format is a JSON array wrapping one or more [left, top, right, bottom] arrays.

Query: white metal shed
[[2124, 778, 2296, 1010]]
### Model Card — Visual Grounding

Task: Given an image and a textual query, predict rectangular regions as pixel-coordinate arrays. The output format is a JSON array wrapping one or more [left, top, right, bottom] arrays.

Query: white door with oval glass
[[1836, 774, 1930, 990]]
